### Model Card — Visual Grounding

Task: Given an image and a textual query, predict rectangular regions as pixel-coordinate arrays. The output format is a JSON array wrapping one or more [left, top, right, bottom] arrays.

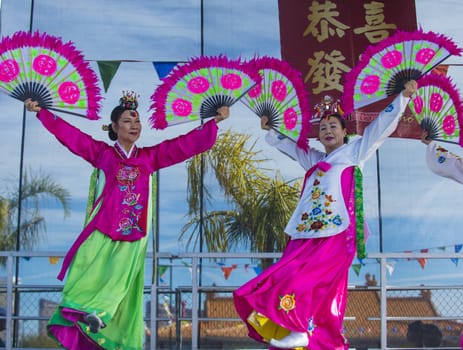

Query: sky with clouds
[[1, 0, 463, 290]]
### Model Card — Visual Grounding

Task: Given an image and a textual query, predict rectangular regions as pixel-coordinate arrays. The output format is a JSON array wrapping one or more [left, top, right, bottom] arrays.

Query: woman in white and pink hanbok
[[234, 81, 417, 350]]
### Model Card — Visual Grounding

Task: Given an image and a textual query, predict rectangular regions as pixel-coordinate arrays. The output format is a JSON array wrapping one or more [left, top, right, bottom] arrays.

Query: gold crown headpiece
[[312, 95, 344, 121], [119, 90, 139, 110]]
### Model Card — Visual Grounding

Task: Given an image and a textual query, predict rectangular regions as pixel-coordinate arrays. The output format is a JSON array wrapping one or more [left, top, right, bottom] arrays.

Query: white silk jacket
[[426, 141, 463, 185], [265, 93, 409, 239]]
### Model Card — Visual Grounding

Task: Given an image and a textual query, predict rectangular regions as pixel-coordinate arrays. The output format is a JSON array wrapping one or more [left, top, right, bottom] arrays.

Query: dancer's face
[[319, 116, 346, 154], [113, 110, 141, 150]]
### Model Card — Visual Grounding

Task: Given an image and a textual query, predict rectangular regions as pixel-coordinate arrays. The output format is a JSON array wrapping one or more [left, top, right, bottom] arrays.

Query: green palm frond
[[182, 129, 302, 268], [0, 168, 71, 264], [186, 130, 271, 214]]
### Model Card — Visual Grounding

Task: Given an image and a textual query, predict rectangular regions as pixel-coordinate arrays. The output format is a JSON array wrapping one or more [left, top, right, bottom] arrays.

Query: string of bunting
[[91, 60, 460, 94], [157, 243, 463, 282], [93, 60, 186, 92], [30, 241, 463, 281]]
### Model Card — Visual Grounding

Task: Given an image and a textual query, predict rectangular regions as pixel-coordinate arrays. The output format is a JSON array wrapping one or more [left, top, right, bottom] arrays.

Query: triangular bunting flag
[[452, 245, 462, 266], [417, 249, 429, 269], [221, 264, 238, 280], [152, 62, 179, 79], [48, 256, 60, 265], [385, 261, 396, 275], [431, 64, 449, 76], [417, 258, 427, 269], [158, 265, 168, 277], [253, 266, 262, 275], [351, 264, 362, 276], [97, 60, 121, 92]]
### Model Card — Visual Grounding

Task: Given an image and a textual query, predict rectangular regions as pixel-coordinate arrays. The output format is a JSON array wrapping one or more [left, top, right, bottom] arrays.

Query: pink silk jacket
[[37, 109, 219, 279]]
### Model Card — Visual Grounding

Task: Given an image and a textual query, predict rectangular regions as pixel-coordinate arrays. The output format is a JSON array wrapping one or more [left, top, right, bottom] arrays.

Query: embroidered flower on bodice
[[116, 164, 143, 235], [117, 165, 140, 184], [296, 170, 342, 234]]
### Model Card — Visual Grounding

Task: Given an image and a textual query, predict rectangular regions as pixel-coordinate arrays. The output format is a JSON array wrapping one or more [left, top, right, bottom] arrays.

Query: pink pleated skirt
[[233, 229, 356, 350]]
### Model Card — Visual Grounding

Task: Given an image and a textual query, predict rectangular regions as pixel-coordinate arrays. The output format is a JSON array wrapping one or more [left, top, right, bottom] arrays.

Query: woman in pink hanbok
[[25, 94, 229, 350], [233, 81, 417, 350]]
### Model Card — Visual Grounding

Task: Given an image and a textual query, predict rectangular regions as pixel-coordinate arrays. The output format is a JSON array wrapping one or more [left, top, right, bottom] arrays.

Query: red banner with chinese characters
[[278, 0, 418, 138]]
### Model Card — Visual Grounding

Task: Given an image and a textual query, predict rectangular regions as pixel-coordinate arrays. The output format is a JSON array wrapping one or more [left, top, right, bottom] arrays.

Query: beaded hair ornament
[[312, 95, 344, 122], [102, 91, 140, 131], [119, 90, 139, 111]]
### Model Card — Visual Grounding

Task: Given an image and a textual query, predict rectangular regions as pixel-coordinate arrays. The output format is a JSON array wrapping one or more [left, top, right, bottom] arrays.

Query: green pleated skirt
[[48, 230, 148, 350]]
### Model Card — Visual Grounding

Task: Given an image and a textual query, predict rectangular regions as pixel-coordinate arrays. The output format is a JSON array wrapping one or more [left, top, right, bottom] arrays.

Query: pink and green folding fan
[[0, 31, 102, 119], [342, 29, 462, 116], [241, 56, 311, 150], [409, 73, 463, 146], [149, 55, 261, 129]]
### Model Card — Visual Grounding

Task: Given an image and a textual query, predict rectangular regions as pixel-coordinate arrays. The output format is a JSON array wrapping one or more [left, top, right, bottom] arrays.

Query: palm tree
[[180, 130, 301, 269], [0, 169, 71, 262]]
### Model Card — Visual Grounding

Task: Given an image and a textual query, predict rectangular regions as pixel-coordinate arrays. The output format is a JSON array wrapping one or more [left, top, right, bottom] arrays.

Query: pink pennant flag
[[417, 258, 427, 269], [417, 249, 429, 269]]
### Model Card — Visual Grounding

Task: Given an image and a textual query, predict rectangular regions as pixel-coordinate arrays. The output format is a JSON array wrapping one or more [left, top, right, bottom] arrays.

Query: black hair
[[320, 113, 348, 144], [107, 105, 126, 141]]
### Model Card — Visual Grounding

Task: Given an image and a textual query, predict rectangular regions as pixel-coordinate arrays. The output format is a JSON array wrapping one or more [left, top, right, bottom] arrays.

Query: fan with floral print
[[241, 56, 311, 150], [409, 73, 463, 146], [149, 55, 261, 129], [342, 29, 462, 116], [0, 30, 102, 119]]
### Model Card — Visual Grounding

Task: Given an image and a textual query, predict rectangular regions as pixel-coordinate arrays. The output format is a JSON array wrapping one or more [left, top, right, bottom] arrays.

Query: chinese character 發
[[305, 49, 350, 94]]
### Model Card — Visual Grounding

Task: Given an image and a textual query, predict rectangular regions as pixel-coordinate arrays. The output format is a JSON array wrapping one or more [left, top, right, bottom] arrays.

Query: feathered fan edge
[[0, 30, 102, 120], [342, 28, 462, 116], [149, 55, 262, 129], [417, 73, 463, 146], [245, 55, 311, 151]]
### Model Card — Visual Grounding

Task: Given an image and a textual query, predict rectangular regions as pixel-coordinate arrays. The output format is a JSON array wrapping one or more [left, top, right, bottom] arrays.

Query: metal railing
[[0, 251, 463, 349]]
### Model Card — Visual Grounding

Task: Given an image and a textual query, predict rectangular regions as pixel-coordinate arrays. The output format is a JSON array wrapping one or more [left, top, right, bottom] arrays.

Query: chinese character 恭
[[303, 0, 350, 42]]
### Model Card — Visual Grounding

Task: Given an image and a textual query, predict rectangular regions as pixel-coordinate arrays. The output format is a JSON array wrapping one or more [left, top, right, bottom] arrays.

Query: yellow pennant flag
[[48, 256, 60, 265]]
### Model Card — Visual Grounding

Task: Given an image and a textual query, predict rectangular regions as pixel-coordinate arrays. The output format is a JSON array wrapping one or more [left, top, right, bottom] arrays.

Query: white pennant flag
[[385, 261, 396, 275]]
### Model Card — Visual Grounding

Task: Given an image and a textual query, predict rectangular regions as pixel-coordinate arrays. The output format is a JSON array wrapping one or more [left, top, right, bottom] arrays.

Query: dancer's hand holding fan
[[410, 73, 463, 146], [149, 55, 261, 129], [342, 29, 462, 116], [241, 56, 311, 150], [0, 30, 102, 119]]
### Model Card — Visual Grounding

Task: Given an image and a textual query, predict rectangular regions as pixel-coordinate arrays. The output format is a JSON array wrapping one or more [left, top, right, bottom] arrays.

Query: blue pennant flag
[[153, 62, 179, 79]]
